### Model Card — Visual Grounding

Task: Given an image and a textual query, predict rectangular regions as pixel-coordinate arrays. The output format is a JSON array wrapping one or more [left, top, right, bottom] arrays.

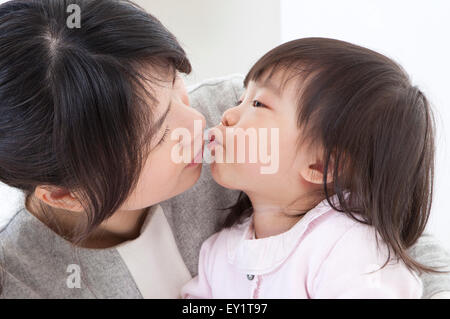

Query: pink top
[[181, 195, 423, 299]]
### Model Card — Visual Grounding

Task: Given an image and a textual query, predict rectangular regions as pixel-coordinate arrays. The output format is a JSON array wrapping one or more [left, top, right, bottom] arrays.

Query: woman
[[0, 0, 448, 298]]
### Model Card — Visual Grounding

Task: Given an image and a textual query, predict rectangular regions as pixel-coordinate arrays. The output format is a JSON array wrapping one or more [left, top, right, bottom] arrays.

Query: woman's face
[[119, 74, 206, 211]]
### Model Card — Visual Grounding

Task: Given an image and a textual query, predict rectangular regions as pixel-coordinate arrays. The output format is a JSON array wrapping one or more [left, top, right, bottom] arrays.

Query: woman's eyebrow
[[154, 101, 171, 130]]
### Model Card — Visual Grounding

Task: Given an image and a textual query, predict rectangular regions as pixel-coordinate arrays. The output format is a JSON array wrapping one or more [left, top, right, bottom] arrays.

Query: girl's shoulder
[[303, 209, 423, 297], [303, 207, 391, 262]]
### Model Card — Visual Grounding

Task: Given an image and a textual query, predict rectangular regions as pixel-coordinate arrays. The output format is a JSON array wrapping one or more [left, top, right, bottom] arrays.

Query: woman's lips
[[207, 134, 217, 157], [192, 148, 203, 163], [186, 142, 204, 168], [207, 140, 217, 150], [207, 133, 222, 150]]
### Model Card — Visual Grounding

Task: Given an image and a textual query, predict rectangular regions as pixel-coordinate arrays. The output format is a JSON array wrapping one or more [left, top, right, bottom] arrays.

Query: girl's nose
[[221, 107, 239, 127]]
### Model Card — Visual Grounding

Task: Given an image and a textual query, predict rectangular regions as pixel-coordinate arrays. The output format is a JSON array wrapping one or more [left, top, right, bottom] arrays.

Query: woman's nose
[[221, 107, 239, 127], [189, 106, 206, 131]]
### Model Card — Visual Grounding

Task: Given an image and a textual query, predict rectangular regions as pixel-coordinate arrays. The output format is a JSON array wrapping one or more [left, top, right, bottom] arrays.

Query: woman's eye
[[252, 100, 265, 108], [235, 100, 242, 106], [157, 127, 170, 146]]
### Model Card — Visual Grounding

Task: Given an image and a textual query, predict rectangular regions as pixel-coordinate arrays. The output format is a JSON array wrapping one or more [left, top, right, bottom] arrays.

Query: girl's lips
[[207, 132, 222, 150], [207, 140, 218, 150]]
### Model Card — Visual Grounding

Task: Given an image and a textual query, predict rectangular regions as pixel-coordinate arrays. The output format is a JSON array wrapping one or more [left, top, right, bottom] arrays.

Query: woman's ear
[[34, 185, 84, 212]]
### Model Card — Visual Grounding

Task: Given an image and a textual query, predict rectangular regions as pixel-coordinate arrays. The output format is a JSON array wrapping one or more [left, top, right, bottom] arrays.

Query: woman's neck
[[25, 195, 150, 248]]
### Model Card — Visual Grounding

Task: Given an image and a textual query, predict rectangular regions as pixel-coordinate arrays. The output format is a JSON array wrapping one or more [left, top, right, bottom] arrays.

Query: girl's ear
[[34, 185, 84, 212], [298, 145, 335, 185]]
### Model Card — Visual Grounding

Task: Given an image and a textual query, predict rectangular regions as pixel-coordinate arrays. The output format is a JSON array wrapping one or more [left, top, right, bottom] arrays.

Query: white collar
[[226, 194, 342, 275]]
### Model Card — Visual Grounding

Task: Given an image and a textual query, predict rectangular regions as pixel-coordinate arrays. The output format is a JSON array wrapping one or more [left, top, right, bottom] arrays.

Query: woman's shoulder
[[0, 183, 26, 233], [0, 208, 54, 298], [187, 74, 244, 97], [0, 208, 141, 298], [188, 74, 244, 126], [0, 208, 32, 247]]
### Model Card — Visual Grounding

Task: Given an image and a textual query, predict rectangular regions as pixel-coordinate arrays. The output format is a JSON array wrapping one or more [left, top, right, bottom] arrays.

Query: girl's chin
[[210, 162, 228, 186], [210, 162, 243, 191]]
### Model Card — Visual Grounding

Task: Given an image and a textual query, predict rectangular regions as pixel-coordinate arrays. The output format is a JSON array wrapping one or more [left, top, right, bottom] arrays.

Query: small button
[[247, 274, 255, 281]]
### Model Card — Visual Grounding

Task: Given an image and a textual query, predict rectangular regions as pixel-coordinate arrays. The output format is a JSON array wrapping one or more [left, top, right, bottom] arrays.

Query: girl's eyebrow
[[257, 79, 282, 97]]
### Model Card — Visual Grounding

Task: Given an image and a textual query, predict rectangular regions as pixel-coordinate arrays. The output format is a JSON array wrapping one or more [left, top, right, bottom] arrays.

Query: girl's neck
[[247, 192, 324, 239], [252, 208, 303, 239]]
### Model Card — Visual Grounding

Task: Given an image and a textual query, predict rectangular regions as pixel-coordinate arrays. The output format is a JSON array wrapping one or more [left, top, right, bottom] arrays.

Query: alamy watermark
[[66, 4, 81, 29], [66, 264, 81, 288], [170, 120, 280, 174]]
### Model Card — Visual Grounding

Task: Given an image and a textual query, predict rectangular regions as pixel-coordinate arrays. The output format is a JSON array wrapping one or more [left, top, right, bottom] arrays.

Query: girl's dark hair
[[0, 0, 191, 241], [224, 37, 436, 274]]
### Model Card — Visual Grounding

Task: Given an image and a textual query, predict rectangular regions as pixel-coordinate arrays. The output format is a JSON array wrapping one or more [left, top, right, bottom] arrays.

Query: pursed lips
[[189, 133, 204, 164], [207, 129, 224, 150]]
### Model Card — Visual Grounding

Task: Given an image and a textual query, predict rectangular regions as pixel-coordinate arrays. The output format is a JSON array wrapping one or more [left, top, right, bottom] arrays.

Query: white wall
[[137, 0, 281, 84], [281, 0, 450, 250]]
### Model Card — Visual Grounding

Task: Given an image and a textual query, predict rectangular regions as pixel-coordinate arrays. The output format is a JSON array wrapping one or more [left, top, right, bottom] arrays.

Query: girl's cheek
[[279, 132, 300, 169]]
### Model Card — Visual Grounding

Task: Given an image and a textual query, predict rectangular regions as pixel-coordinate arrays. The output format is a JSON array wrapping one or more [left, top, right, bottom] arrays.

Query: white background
[[141, 0, 281, 85]]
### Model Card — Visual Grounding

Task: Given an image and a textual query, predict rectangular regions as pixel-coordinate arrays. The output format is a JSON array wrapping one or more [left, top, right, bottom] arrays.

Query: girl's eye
[[157, 127, 170, 146], [235, 100, 242, 106], [252, 100, 265, 108]]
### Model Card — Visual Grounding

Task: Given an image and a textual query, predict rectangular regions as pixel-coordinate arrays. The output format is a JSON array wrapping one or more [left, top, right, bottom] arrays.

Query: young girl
[[181, 37, 436, 298]]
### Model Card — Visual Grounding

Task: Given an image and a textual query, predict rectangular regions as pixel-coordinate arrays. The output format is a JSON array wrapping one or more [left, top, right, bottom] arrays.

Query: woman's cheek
[[137, 144, 181, 194]]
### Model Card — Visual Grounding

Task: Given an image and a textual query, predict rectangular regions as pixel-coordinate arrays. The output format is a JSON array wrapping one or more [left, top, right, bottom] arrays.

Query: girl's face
[[119, 74, 206, 211], [209, 71, 323, 210]]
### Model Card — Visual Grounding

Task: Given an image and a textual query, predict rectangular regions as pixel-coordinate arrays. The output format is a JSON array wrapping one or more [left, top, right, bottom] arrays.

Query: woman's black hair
[[223, 37, 437, 274], [0, 0, 191, 242]]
